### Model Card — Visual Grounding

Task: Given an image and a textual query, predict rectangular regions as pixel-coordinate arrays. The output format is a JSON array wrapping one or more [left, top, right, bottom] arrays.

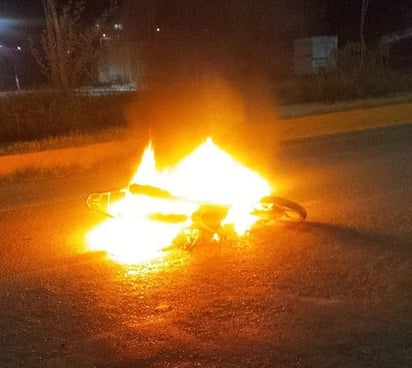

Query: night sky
[[0, 0, 410, 85], [0, 0, 410, 44]]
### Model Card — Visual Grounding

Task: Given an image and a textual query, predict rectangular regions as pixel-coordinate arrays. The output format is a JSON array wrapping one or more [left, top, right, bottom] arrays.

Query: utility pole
[[360, 0, 371, 68]]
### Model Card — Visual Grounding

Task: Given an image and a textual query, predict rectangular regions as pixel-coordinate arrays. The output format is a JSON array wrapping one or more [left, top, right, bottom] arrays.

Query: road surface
[[0, 124, 411, 367]]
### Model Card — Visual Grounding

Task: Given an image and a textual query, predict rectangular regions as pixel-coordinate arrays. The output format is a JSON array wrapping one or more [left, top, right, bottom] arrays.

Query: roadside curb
[[278, 101, 412, 141]]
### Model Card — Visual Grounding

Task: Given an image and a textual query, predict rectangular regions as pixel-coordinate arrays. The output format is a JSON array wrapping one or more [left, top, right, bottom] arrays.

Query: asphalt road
[[0, 124, 411, 367]]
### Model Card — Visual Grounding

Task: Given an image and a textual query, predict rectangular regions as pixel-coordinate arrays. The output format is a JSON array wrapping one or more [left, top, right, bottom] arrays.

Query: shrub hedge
[[0, 92, 134, 145]]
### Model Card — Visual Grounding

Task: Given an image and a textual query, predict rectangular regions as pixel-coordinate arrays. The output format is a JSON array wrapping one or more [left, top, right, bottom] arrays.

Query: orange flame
[[86, 138, 272, 264]]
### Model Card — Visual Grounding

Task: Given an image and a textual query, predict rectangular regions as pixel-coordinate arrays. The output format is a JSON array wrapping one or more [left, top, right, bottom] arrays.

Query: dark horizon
[[0, 0, 411, 89], [0, 0, 410, 44]]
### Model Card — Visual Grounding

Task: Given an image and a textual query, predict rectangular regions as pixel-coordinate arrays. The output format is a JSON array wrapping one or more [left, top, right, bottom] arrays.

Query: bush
[[323, 43, 394, 98], [0, 92, 134, 144], [278, 42, 401, 104]]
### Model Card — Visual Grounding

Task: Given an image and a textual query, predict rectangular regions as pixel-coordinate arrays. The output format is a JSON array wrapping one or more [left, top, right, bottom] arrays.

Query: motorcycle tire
[[257, 196, 307, 223]]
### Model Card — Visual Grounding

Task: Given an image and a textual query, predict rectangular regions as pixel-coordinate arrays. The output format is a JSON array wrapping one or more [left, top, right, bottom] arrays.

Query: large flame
[[86, 138, 272, 264]]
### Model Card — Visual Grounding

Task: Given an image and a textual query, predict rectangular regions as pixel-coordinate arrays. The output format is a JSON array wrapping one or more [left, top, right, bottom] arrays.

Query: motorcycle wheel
[[257, 196, 307, 223]]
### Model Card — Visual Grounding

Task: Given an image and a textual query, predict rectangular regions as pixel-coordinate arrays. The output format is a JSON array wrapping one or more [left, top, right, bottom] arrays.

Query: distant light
[[113, 23, 123, 30], [156, 27, 160, 32], [0, 44, 3, 48], [16, 46, 21, 51], [102, 33, 107, 38]]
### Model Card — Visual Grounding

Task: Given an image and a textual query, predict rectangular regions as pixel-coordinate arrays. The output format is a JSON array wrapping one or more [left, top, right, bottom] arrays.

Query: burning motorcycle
[[86, 183, 307, 251], [85, 138, 307, 261]]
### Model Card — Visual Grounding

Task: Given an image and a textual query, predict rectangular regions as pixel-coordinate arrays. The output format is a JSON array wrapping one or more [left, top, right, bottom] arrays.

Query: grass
[[0, 127, 128, 155], [279, 91, 412, 118], [0, 84, 412, 172], [1, 89, 412, 182]]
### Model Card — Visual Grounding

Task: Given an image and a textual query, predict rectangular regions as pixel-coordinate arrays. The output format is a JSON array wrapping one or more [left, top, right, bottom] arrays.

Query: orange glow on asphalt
[[86, 138, 272, 265]]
